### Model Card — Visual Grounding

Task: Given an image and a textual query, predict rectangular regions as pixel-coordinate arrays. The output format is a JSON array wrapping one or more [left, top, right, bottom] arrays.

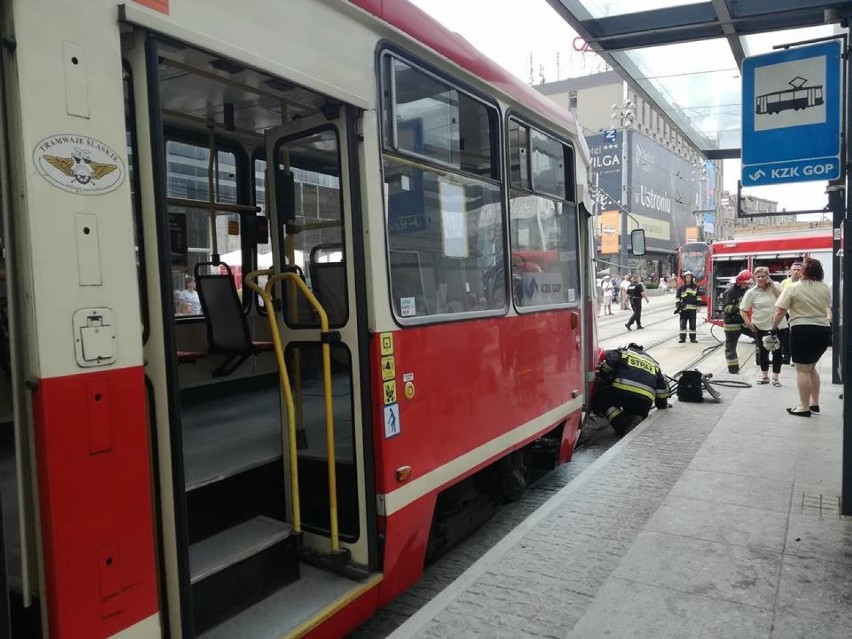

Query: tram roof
[[545, 0, 852, 158]]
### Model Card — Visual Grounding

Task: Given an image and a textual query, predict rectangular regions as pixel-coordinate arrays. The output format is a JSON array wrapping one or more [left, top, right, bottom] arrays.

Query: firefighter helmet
[[735, 269, 753, 285]]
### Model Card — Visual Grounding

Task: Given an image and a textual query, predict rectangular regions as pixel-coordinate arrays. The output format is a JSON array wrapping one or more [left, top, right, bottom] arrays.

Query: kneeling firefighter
[[591, 344, 670, 437]]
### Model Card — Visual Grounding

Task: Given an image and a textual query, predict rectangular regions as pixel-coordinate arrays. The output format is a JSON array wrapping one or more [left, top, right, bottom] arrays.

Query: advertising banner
[[600, 210, 620, 254], [585, 133, 623, 210], [628, 131, 700, 254], [685, 227, 699, 242]]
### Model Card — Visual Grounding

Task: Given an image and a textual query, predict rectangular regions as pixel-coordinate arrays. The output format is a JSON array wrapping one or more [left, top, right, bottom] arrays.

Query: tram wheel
[[497, 450, 528, 502]]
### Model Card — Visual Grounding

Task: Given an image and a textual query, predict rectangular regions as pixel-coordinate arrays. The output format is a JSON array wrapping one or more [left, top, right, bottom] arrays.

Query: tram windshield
[[680, 245, 708, 283]]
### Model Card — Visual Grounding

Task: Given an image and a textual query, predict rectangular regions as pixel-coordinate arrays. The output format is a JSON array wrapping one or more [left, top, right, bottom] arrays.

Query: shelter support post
[[829, 179, 843, 386], [842, 29, 852, 516]]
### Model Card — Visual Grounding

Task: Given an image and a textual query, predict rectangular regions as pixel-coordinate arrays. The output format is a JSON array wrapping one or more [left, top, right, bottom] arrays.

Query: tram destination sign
[[741, 40, 842, 187]]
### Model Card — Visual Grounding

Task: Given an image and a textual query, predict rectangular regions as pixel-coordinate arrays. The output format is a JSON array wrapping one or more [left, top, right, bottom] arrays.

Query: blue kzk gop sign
[[742, 40, 842, 187]]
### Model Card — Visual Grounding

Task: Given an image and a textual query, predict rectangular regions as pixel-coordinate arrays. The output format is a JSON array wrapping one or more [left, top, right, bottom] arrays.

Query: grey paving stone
[[701, 430, 800, 459], [776, 554, 852, 628], [669, 467, 794, 513], [612, 530, 783, 609], [792, 458, 842, 494], [785, 512, 852, 564], [770, 610, 852, 639], [568, 578, 772, 639], [646, 495, 789, 552], [796, 437, 843, 463], [688, 446, 797, 482]]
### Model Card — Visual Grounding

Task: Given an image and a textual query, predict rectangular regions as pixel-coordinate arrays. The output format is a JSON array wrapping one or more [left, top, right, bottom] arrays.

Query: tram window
[[530, 129, 567, 200], [507, 117, 579, 308], [384, 158, 505, 320], [273, 128, 347, 328], [509, 193, 580, 308], [382, 55, 496, 179], [166, 141, 242, 316]]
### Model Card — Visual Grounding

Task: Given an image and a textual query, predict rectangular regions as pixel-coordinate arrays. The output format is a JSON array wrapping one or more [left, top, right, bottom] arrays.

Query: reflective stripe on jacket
[[599, 347, 669, 408]]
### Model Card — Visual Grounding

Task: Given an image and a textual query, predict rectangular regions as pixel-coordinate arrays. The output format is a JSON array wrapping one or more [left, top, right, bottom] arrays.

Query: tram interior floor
[[180, 373, 356, 491]]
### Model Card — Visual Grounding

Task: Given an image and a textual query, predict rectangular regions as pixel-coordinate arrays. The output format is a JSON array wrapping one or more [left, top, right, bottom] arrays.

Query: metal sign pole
[[842, 29, 852, 516]]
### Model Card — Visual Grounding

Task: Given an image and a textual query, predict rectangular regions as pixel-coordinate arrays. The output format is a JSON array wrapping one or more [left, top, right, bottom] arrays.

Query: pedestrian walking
[[619, 276, 630, 310], [771, 258, 831, 417], [674, 271, 704, 343], [600, 275, 614, 316], [722, 270, 753, 373], [624, 274, 649, 331], [591, 343, 669, 436], [740, 266, 788, 386]]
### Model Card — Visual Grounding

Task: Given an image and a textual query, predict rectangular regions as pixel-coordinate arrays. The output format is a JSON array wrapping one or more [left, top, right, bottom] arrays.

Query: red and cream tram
[[678, 230, 833, 323], [0, 0, 624, 637]]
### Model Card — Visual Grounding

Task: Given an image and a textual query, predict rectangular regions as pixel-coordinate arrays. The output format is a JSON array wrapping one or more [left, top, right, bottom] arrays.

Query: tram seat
[[177, 350, 207, 364], [195, 261, 274, 377], [309, 246, 347, 326]]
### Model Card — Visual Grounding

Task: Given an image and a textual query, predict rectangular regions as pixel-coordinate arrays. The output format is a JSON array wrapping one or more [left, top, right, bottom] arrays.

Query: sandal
[[771, 379, 782, 387], [757, 378, 770, 384]]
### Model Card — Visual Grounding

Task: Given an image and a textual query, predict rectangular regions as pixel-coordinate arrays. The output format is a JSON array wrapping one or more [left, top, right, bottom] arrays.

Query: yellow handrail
[[244, 269, 341, 554]]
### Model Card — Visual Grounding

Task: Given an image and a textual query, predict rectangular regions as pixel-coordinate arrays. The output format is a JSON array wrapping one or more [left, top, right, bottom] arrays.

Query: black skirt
[[790, 324, 832, 364]]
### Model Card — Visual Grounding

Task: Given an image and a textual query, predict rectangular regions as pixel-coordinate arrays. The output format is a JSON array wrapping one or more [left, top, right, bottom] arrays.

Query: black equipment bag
[[676, 370, 722, 403], [677, 370, 704, 403]]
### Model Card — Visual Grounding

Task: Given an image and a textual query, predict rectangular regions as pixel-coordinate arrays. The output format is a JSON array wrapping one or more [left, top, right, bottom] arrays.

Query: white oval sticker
[[33, 134, 126, 195]]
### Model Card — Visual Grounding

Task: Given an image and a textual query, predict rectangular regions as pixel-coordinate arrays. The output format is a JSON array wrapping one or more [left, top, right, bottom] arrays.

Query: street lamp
[[611, 100, 635, 274], [692, 162, 709, 241]]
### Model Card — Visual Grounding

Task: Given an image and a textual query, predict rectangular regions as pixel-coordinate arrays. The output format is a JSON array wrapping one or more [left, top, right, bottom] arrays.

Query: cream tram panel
[[10, 0, 142, 378]]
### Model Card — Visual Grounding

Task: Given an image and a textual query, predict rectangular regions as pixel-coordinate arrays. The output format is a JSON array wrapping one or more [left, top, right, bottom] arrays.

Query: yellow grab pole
[[246, 271, 340, 554], [245, 269, 301, 534]]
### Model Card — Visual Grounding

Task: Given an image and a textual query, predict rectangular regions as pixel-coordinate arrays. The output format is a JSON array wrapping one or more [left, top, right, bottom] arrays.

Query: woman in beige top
[[740, 266, 788, 386], [771, 258, 832, 417]]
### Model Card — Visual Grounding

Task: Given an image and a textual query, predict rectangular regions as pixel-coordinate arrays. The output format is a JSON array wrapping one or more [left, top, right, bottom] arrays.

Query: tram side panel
[[371, 310, 581, 601], [7, 1, 159, 637]]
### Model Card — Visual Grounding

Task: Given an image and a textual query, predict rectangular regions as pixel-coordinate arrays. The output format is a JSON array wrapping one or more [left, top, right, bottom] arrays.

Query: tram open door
[[238, 106, 381, 630]]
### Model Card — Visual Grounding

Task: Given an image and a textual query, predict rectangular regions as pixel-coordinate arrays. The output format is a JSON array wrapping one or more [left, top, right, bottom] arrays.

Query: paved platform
[[387, 348, 851, 639]]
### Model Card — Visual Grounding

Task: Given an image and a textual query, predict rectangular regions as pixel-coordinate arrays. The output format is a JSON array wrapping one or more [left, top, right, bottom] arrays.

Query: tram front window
[[681, 249, 707, 282]]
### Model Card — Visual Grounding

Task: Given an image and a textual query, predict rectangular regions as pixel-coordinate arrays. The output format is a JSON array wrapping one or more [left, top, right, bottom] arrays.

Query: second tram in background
[[678, 229, 833, 323]]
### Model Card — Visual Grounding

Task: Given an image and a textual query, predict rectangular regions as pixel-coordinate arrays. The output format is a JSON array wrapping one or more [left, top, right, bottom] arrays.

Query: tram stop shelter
[[545, 0, 852, 515]]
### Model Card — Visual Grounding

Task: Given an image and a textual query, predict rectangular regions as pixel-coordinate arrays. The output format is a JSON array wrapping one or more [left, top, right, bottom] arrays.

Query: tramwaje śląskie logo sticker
[[33, 134, 125, 195]]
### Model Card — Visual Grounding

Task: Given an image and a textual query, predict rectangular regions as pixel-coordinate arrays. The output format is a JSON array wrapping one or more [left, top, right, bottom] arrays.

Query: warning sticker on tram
[[380, 333, 394, 356], [383, 380, 397, 404], [381, 356, 396, 381], [384, 403, 401, 438]]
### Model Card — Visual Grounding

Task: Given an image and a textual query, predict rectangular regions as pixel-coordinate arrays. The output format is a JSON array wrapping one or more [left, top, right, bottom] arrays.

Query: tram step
[[190, 515, 299, 634], [186, 459, 285, 544]]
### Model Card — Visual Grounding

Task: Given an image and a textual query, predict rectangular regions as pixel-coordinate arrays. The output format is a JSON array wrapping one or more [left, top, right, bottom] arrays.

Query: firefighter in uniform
[[674, 271, 705, 343], [592, 343, 670, 437], [722, 269, 754, 374]]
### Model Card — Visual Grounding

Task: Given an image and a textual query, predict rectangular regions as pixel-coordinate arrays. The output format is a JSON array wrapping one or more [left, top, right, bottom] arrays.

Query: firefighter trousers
[[591, 384, 652, 437], [678, 310, 697, 342]]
